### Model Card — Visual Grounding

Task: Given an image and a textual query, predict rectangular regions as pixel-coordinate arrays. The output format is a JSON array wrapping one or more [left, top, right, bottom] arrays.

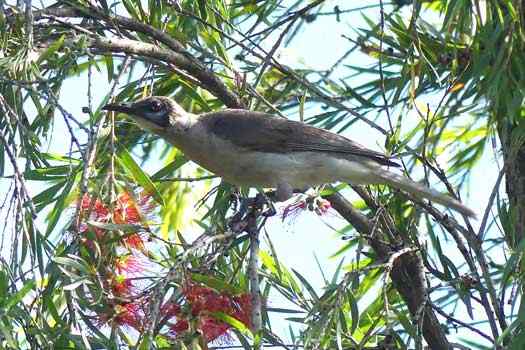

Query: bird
[[103, 96, 476, 217]]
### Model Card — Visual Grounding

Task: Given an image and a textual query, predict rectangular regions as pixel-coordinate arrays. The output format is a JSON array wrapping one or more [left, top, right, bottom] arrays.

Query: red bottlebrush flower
[[114, 302, 144, 331], [80, 194, 110, 220], [161, 302, 182, 319], [137, 192, 156, 213], [171, 319, 189, 334], [281, 196, 332, 221], [184, 284, 230, 316], [198, 316, 231, 342], [232, 294, 253, 329], [115, 254, 144, 275], [314, 198, 332, 216], [176, 283, 253, 342], [79, 194, 111, 238], [123, 233, 145, 250], [112, 192, 154, 250], [114, 192, 141, 224], [281, 199, 307, 221], [111, 275, 135, 296], [114, 191, 155, 225]]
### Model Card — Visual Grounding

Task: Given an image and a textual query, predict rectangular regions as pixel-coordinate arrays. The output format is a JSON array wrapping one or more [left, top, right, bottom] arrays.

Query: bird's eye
[[150, 100, 162, 112]]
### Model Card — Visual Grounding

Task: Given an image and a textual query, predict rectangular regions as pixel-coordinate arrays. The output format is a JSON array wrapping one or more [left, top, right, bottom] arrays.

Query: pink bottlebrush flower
[[170, 319, 189, 335], [281, 199, 307, 222], [198, 316, 231, 343], [281, 196, 332, 221], [114, 254, 145, 275], [170, 283, 253, 342], [123, 233, 146, 251], [113, 302, 144, 331], [111, 275, 136, 297], [314, 198, 332, 216]]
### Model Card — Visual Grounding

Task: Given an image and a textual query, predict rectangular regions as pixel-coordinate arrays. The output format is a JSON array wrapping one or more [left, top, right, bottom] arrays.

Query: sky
[[0, 0, 503, 348]]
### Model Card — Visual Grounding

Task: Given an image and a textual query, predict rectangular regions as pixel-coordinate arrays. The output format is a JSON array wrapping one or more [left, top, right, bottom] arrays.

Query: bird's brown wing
[[200, 109, 399, 167]]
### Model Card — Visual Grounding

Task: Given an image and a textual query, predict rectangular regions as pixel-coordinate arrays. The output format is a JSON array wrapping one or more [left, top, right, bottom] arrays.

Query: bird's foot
[[256, 192, 277, 217], [228, 192, 277, 233]]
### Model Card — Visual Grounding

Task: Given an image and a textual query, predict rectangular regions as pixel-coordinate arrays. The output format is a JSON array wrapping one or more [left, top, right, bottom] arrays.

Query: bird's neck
[[161, 112, 200, 147]]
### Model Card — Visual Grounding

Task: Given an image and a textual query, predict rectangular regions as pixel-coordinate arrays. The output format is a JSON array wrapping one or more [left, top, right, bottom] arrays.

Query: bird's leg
[[229, 191, 279, 233], [254, 192, 276, 217], [276, 182, 294, 202], [229, 187, 241, 213]]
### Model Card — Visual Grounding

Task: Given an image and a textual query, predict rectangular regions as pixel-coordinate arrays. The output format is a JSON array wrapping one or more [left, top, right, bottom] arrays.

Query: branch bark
[[31, 5, 243, 108], [86, 36, 241, 108], [326, 192, 452, 350], [498, 122, 525, 248]]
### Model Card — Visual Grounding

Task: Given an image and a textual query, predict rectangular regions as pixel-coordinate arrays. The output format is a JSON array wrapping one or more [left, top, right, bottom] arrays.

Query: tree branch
[[326, 192, 452, 349], [86, 36, 242, 108]]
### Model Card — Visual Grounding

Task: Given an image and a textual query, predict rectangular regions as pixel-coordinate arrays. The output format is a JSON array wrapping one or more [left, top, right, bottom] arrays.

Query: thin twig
[[248, 230, 263, 347], [74, 56, 131, 231], [155, 175, 218, 182], [432, 303, 494, 342]]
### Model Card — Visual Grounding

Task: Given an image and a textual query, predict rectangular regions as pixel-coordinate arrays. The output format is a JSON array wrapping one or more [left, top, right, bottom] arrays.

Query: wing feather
[[200, 109, 399, 167]]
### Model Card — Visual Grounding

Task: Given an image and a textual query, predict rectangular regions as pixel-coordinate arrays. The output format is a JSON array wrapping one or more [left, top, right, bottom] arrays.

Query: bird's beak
[[102, 102, 135, 114]]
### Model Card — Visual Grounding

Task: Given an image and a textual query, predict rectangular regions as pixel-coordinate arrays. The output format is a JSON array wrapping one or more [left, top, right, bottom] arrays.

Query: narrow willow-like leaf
[[117, 147, 165, 206]]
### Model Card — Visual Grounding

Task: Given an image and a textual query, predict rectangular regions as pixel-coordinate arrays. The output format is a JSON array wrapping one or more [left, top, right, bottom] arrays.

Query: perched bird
[[103, 96, 476, 217]]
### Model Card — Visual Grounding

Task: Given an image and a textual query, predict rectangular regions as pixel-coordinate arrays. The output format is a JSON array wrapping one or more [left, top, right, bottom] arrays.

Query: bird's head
[[103, 96, 192, 134]]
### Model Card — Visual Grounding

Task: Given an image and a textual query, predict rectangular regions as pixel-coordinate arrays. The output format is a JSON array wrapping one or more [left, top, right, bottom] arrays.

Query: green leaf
[[45, 172, 77, 236], [117, 147, 165, 206], [137, 335, 151, 350], [0, 319, 17, 347], [37, 35, 65, 64], [346, 290, 359, 334], [63, 278, 92, 291], [87, 220, 144, 232], [197, 0, 208, 20], [292, 269, 319, 302], [33, 181, 66, 211], [5, 279, 35, 313], [191, 273, 241, 294], [53, 256, 91, 275], [152, 154, 188, 180], [211, 312, 253, 337]]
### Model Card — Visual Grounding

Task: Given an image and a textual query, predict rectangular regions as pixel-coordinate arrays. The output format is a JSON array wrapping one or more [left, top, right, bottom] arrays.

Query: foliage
[[0, 0, 523, 349]]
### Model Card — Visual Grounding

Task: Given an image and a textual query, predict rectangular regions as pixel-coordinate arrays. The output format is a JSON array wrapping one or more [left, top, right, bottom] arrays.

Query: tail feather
[[377, 171, 476, 218]]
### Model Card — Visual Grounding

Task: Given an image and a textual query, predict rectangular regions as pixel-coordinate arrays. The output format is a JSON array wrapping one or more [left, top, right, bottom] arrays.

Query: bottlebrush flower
[[113, 302, 145, 331], [77, 191, 155, 249], [281, 199, 307, 222], [171, 319, 189, 334], [184, 284, 233, 316], [114, 254, 145, 275], [231, 294, 252, 328], [314, 198, 332, 216], [79, 194, 111, 238], [161, 302, 182, 319], [281, 196, 332, 221], [80, 194, 110, 220], [114, 192, 154, 225], [198, 316, 231, 343], [168, 283, 253, 343], [111, 275, 136, 297], [123, 233, 145, 250], [113, 192, 155, 249]]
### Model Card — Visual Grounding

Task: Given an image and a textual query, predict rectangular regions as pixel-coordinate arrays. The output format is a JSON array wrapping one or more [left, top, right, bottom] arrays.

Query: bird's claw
[[228, 192, 276, 233]]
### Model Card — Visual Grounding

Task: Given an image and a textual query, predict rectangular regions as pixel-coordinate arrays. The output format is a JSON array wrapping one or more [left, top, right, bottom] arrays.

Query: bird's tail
[[375, 170, 476, 218]]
